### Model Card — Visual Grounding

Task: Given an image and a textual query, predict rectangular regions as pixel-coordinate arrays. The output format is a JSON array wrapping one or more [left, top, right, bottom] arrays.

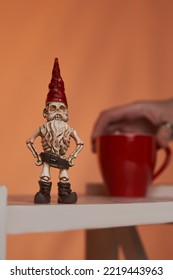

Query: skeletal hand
[[68, 155, 75, 166], [35, 155, 43, 166]]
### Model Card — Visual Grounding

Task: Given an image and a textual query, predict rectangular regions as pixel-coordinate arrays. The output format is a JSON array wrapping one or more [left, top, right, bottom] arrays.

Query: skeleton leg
[[34, 162, 52, 204], [59, 169, 69, 183], [40, 162, 51, 182], [57, 168, 77, 204]]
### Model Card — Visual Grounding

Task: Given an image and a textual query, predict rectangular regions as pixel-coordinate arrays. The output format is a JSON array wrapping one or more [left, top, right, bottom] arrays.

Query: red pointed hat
[[46, 58, 68, 107]]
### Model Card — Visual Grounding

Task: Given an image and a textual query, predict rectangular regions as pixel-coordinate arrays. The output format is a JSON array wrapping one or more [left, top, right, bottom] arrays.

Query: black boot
[[58, 182, 77, 204], [34, 180, 52, 204]]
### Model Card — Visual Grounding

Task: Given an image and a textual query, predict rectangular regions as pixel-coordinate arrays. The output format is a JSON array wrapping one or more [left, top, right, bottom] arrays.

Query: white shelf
[[6, 185, 173, 235], [1, 184, 173, 259]]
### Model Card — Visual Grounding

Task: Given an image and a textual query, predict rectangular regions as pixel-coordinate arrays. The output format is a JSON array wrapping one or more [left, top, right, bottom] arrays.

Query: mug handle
[[152, 146, 171, 180]]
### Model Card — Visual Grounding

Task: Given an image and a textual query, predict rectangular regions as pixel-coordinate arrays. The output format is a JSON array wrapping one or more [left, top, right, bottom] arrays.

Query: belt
[[40, 152, 70, 169]]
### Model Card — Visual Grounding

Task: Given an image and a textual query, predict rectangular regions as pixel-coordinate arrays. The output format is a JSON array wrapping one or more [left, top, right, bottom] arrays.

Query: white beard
[[40, 120, 72, 156]]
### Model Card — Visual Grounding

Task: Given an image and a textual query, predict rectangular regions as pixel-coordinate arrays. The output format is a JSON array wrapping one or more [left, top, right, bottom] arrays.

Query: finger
[[91, 107, 131, 152], [91, 111, 112, 152], [156, 125, 172, 147]]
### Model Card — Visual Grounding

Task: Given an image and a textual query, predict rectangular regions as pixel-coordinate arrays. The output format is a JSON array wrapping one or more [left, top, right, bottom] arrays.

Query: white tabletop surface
[[6, 184, 173, 235]]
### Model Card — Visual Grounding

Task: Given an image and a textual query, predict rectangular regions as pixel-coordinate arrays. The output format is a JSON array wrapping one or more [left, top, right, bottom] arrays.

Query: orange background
[[1, 0, 173, 259]]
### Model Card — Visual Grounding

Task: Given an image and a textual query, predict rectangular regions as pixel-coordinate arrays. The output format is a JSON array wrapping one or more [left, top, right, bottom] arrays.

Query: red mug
[[96, 133, 171, 197]]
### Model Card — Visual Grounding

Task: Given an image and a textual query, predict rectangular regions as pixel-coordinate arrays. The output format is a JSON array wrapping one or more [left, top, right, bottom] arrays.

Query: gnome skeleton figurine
[[26, 58, 84, 204]]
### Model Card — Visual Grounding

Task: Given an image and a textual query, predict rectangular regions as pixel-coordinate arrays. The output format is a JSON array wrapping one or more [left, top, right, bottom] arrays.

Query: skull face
[[43, 102, 69, 122]]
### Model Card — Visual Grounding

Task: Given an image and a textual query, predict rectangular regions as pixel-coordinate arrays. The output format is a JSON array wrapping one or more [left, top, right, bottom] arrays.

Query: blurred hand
[[91, 99, 173, 152]]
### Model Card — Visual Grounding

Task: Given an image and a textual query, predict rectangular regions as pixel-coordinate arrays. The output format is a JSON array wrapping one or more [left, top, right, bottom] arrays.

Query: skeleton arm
[[68, 129, 84, 166], [26, 127, 42, 166]]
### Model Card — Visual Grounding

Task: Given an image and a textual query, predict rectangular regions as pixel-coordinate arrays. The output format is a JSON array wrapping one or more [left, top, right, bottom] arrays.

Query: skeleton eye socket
[[59, 105, 66, 111], [49, 105, 57, 112]]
